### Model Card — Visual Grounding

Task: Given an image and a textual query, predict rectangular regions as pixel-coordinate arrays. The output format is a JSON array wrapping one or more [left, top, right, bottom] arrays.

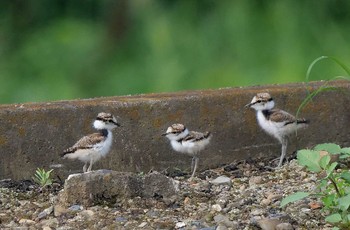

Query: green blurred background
[[1, 0, 349, 104]]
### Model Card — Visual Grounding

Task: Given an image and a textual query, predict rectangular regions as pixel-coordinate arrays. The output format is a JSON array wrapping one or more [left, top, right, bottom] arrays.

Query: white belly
[[171, 140, 188, 153], [182, 138, 210, 156], [257, 111, 283, 142]]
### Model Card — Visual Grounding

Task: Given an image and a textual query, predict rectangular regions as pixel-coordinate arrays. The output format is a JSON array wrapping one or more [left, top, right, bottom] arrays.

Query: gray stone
[[37, 206, 53, 220], [249, 176, 264, 186], [213, 214, 235, 228], [53, 204, 67, 217], [58, 170, 143, 207], [276, 223, 294, 230], [216, 224, 228, 230], [40, 218, 59, 228], [175, 221, 186, 228], [42, 226, 52, 230], [138, 222, 147, 228], [143, 171, 179, 199], [80, 210, 94, 219], [19, 218, 36, 225], [146, 210, 160, 218], [68, 204, 83, 211], [58, 170, 180, 207], [210, 176, 232, 186], [115, 216, 128, 222], [257, 218, 282, 230]]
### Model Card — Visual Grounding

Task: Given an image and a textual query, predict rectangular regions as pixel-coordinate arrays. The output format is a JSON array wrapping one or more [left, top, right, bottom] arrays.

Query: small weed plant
[[32, 168, 53, 187], [281, 56, 350, 229], [281, 143, 350, 229]]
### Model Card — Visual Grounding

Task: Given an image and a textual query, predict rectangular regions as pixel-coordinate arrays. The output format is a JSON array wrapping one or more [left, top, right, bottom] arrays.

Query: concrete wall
[[1, 81, 349, 180]]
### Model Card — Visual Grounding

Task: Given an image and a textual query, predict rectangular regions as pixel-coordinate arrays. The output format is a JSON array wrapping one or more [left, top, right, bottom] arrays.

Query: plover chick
[[246, 93, 309, 168], [62, 112, 120, 172], [162, 124, 211, 180]]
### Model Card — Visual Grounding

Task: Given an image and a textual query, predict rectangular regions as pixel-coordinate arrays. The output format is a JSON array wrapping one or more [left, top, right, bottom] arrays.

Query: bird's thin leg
[[278, 137, 288, 168], [191, 157, 195, 173], [83, 163, 88, 173], [189, 156, 199, 181], [87, 158, 93, 172]]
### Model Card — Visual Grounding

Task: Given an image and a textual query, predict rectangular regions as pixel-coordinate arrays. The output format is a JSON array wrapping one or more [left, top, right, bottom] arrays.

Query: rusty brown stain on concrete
[[0, 135, 7, 145], [152, 118, 163, 129], [128, 109, 140, 121], [17, 127, 26, 137]]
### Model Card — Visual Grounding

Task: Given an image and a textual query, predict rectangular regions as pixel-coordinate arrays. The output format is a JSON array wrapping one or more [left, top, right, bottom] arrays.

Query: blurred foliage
[[0, 0, 349, 104]]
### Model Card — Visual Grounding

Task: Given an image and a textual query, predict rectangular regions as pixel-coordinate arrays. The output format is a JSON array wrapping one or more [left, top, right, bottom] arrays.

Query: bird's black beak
[[113, 121, 121, 127], [244, 103, 252, 108], [161, 132, 168, 136]]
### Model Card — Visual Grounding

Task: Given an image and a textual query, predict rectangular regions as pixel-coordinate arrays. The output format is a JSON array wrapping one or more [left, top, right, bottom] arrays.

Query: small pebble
[[216, 224, 228, 230], [138, 222, 147, 227], [175, 221, 186, 228], [249, 176, 264, 186], [261, 198, 271, 206], [211, 204, 222, 212], [115, 216, 128, 222], [38, 206, 54, 220], [257, 218, 281, 230], [19, 218, 36, 225], [68, 205, 83, 211], [276, 222, 294, 230], [210, 176, 232, 186]]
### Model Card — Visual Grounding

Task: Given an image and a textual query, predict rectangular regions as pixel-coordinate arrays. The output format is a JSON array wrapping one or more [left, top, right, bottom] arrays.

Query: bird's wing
[[62, 132, 106, 155], [183, 131, 210, 142], [269, 109, 296, 124]]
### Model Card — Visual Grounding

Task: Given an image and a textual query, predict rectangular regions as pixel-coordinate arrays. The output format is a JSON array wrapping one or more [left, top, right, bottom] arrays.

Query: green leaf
[[280, 192, 310, 207], [338, 194, 350, 211], [314, 143, 342, 154], [322, 194, 336, 207], [341, 172, 350, 183], [297, 149, 322, 172], [326, 162, 338, 177], [318, 179, 329, 190], [32, 168, 53, 187], [319, 155, 331, 169], [340, 155, 350, 159], [341, 147, 350, 155], [325, 213, 342, 223]]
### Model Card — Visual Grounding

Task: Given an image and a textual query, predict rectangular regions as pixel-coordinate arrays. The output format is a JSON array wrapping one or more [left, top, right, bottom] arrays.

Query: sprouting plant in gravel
[[32, 168, 54, 187], [295, 56, 350, 119], [281, 143, 350, 229]]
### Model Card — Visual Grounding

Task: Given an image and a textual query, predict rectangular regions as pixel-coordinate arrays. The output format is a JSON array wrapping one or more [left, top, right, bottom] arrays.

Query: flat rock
[[18, 218, 36, 225], [210, 176, 232, 186], [257, 218, 282, 230], [58, 170, 143, 207], [37, 206, 53, 220], [143, 171, 179, 199], [276, 223, 294, 230], [58, 170, 178, 207], [249, 176, 264, 186]]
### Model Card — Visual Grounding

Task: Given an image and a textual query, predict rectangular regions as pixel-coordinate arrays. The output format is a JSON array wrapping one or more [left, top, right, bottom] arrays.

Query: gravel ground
[[0, 158, 335, 230]]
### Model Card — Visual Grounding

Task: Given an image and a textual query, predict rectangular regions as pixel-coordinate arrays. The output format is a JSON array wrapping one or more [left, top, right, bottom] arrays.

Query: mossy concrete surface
[[1, 81, 349, 180]]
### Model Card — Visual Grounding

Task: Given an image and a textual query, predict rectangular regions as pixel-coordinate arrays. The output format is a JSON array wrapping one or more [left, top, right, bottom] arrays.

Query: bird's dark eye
[[257, 100, 262, 103]]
